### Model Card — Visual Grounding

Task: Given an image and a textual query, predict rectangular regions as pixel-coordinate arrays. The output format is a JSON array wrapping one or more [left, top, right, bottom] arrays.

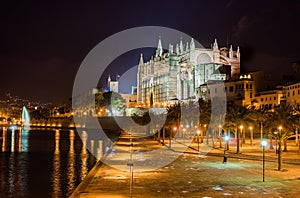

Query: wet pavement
[[71, 132, 300, 198]]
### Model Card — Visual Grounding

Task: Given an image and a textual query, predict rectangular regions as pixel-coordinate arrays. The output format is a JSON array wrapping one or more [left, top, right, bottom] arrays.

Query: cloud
[[233, 16, 251, 38]]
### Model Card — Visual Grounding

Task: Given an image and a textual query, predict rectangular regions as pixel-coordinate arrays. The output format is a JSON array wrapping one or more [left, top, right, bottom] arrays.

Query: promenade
[[71, 132, 300, 198]]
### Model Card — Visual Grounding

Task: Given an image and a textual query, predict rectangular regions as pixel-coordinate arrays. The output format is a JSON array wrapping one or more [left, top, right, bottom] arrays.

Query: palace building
[[137, 38, 240, 106]]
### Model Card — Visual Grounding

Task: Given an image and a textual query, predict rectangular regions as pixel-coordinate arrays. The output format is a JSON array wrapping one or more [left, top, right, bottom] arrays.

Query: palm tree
[[166, 103, 181, 137], [267, 103, 294, 171], [198, 99, 211, 144], [225, 105, 252, 153], [292, 114, 300, 146], [251, 107, 273, 149], [291, 105, 300, 146], [250, 106, 269, 141]]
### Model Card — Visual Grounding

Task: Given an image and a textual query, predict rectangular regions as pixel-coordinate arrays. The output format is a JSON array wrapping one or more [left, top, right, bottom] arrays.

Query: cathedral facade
[[137, 38, 240, 107]]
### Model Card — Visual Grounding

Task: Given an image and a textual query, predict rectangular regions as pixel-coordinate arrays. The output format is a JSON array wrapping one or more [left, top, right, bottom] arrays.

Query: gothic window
[[261, 98, 263, 102], [287, 92, 290, 97], [293, 91, 295, 96], [229, 86, 234, 92], [274, 97, 276, 100], [250, 93, 252, 98], [250, 84, 252, 89], [246, 84, 248, 89]]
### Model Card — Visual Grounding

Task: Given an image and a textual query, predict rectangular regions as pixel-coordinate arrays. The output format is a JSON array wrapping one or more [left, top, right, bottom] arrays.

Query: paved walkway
[[70, 133, 300, 198]]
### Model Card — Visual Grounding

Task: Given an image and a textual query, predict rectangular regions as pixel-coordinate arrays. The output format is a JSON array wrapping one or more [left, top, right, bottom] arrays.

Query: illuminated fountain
[[22, 106, 30, 130]]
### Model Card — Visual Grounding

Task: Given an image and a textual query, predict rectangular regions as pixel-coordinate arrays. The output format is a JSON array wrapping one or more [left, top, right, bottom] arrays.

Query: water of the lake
[[0, 128, 110, 198]]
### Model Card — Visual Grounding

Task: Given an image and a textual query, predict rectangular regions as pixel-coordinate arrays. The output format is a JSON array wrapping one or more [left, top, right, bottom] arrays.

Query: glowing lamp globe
[[224, 136, 230, 141], [261, 140, 268, 147]]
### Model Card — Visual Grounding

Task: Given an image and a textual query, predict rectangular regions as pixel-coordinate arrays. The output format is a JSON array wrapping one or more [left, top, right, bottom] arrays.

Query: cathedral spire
[[229, 45, 233, 59], [176, 43, 179, 54], [237, 46, 240, 58], [186, 42, 189, 52], [139, 53, 144, 65], [156, 36, 163, 57], [108, 74, 111, 82], [213, 38, 219, 51], [107, 74, 111, 89], [169, 44, 174, 54], [190, 38, 195, 50], [179, 37, 184, 53]]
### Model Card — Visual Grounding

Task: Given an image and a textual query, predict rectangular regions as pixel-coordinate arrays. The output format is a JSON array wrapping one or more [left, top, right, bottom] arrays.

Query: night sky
[[1, 1, 299, 104]]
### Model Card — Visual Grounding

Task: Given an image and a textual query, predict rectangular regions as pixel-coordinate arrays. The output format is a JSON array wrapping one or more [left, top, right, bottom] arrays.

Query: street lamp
[[170, 127, 177, 148], [278, 126, 282, 136], [224, 135, 230, 153], [196, 130, 201, 151], [239, 125, 244, 147], [261, 139, 268, 182], [204, 124, 208, 144], [278, 126, 282, 146], [274, 131, 278, 154], [173, 127, 177, 135], [223, 135, 230, 163]]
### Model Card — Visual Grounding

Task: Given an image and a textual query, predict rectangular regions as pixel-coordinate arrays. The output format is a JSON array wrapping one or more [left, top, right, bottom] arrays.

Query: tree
[[250, 107, 273, 148], [291, 105, 300, 146], [166, 103, 181, 131], [267, 103, 294, 171], [94, 91, 125, 116], [250, 107, 269, 140], [198, 99, 211, 141], [225, 105, 252, 154]]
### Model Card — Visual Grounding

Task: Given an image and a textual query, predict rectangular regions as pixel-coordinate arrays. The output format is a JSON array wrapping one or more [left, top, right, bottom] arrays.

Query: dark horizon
[[1, 1, 299, 104]]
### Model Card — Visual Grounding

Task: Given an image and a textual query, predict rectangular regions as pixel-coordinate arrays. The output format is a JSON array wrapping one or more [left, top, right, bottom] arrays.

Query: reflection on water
[[52, 130, 61, 197], [0, 128, 98, 198], [81, 131, 88, 181], [67, 130, 76, 193]]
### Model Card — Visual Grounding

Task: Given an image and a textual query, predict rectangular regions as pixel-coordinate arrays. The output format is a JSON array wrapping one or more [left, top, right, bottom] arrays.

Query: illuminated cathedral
[[137, 37, 240, 107]]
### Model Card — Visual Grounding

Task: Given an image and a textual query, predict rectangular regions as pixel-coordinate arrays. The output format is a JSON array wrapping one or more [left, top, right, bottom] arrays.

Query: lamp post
[[249, 126, 253, 145], [224, 135, 230, 154], [223, 135, 230, 163], [173, 127, 177, 136], [274, 131, 278, 154], [196, 130, 200, 152], [261, 139, 268, 182], [278, 126, 283, 170], [204, 124, 208, 144], [278, 126, 282, 136], [171, 127, 177, 148], [239, 125, 244, 147]]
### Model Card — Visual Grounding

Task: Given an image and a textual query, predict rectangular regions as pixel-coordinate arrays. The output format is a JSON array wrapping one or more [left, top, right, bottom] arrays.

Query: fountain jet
[[22, 106, 30, 130]]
